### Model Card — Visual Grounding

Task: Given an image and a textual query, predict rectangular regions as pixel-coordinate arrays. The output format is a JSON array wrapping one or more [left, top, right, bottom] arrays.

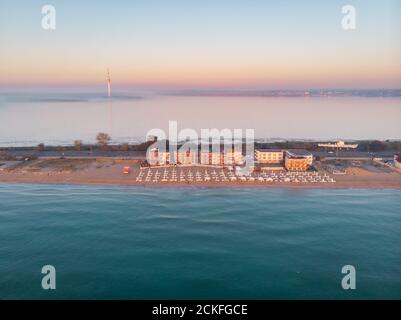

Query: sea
[[0, 183, 400, 299], [0, 93, 401, 146]]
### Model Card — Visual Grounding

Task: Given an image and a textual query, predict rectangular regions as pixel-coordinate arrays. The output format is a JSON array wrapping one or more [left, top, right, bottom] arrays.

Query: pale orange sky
[[1, 0, 400, 89]]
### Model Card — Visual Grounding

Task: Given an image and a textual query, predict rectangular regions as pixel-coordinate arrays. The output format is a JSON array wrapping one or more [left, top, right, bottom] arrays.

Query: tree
[[74, 140, 83, 151], [37, 143, 45, 152], [96, 133, 111, 151]]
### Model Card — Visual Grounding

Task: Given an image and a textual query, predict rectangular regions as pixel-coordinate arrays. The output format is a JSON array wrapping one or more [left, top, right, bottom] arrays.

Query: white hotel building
[[148, 148, 243, 166]]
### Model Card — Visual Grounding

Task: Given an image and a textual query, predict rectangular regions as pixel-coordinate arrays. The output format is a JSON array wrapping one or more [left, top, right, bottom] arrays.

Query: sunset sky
[[1, 0, 400, 90]]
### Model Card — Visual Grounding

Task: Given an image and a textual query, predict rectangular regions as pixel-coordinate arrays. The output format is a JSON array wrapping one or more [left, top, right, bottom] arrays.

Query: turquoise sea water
[[0, 183, 400, 299]]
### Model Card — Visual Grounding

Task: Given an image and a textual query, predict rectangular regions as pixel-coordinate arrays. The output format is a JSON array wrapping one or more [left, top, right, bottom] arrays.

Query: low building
[[255, 149, 284, 163], [284, 149, 313, 171]]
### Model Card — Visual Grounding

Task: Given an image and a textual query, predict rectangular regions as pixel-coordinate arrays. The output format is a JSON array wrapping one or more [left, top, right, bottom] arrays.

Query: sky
[[0, 0, 400, 90]]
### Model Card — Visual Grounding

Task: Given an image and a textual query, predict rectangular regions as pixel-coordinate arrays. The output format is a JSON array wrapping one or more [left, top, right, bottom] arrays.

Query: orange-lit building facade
[[255, 149, 284, 163], [148, 148, 243, 166], [200, 150, 243, 165], [284, 150, 313, 171]]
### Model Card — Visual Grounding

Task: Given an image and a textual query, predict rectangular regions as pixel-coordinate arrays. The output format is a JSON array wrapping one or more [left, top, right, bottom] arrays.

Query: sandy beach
[[1, 158, 401, 189]]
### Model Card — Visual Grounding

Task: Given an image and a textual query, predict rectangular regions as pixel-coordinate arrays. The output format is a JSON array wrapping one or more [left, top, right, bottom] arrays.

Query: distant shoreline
[[164, 89, 401, 98]]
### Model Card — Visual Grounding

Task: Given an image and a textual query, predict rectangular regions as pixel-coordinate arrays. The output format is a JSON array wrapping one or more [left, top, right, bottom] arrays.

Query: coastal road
[[1, 149, 397, 160], [2, 150, 147, 159], [312, 150, 397, 160]]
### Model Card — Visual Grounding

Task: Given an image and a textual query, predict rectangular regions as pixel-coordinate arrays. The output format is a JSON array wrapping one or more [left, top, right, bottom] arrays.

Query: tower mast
[[107, 69, 111, 97]]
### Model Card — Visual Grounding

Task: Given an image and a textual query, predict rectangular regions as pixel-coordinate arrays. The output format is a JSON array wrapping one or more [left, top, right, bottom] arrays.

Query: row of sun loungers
[[135, 168, 335, 183]]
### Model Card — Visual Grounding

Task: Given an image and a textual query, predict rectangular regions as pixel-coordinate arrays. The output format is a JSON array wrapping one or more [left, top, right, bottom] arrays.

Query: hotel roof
[[286, 149, 313, 157], [255, 149, 283, 152]]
